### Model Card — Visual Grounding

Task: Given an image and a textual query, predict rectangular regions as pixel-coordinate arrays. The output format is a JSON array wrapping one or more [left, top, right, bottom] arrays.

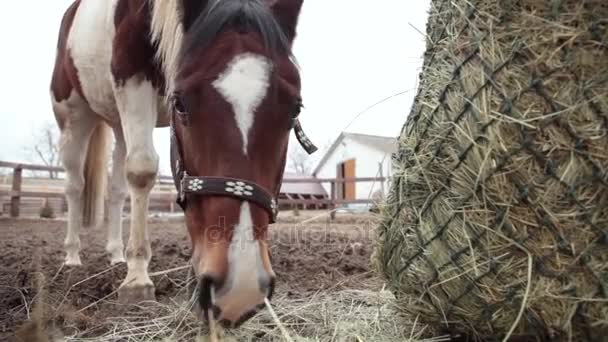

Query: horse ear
[[181, 0, 209, 32], [267, 0, 304, 42]]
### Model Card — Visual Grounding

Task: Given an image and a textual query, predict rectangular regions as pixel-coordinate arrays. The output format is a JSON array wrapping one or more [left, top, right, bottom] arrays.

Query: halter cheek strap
[[293, 118, 317, 154], [170, 114, 316, 224]]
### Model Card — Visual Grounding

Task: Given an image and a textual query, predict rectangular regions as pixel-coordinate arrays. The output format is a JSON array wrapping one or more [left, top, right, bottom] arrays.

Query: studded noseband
[[169, 102, 316, 223]]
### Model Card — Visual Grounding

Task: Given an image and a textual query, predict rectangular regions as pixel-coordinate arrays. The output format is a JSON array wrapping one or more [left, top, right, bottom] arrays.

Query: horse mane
[[183, 0, 292, 58], [149, 0, 184, 94], [149, 0, 292, 94]]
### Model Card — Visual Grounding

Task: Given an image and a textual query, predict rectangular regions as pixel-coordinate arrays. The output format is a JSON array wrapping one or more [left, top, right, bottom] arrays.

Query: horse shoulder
[[112, 0, 168, 126], [112, 0, 164, 91]]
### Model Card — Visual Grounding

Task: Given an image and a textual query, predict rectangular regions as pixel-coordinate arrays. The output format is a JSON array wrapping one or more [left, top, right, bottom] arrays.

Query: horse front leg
[[114, 78, 159, 302], [105, 126, 127, 265]]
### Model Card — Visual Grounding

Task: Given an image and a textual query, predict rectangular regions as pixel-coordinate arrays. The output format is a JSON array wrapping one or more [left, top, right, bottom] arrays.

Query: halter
[[170, 106, 316, 223]]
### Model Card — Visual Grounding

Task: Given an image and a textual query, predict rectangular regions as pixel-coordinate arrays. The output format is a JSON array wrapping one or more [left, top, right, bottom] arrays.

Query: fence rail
[[0, 161, 387, 218], [0, 161, 65, 173]]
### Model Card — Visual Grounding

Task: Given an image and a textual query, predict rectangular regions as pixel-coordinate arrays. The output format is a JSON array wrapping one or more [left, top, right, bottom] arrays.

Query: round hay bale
[[376, 0, 608, 340]]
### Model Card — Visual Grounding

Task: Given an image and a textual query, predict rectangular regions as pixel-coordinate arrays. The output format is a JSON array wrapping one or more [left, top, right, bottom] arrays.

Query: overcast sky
[[0, 1, 430, 174]]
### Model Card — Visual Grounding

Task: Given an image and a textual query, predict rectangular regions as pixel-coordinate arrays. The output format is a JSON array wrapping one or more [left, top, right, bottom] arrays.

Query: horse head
[[167, 0, 315, 327]]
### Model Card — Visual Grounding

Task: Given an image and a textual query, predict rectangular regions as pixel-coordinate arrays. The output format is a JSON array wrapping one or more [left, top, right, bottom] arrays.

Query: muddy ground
[[0, 216, 380, 341]]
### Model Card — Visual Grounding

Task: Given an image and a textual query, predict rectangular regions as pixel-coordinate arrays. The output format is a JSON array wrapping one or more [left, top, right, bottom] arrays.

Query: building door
[[337, 159, 356, 201]]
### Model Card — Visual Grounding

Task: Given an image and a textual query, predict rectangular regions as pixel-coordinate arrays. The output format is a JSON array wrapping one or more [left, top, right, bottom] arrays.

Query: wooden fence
[[0, 161, 387, 218]]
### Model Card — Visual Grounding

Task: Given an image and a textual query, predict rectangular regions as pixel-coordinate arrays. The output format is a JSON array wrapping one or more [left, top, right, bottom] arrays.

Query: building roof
[[313, 132, 397, 176], [280, 172, 327, 196]]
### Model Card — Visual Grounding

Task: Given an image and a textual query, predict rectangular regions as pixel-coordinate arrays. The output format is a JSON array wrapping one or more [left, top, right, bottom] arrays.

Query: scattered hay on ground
[[3, 218, 444, 341], [13, 271, 447, 342]]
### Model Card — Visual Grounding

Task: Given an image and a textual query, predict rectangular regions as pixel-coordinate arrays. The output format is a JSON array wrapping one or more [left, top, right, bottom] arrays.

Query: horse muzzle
[[196, 272, 275, 328]]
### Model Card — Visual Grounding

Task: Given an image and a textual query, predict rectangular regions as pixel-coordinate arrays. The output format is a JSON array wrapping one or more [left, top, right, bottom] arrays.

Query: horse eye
[[171, 94, 188, 115], [292, 98, 303, 118]]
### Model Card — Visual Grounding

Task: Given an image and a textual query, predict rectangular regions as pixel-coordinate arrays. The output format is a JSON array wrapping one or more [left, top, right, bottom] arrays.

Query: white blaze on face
[[215, 202, 267, 321], [229, 202, 259, 279], [212, 53, 272, 155]]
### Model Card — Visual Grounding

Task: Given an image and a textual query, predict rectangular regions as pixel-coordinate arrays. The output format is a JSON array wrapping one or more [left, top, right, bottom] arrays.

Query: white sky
[[0, 1, 430, 174]]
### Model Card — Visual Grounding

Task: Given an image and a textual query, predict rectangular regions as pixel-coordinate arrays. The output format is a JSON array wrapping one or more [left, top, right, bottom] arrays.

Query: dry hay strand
[[376, 0, 608, 340]]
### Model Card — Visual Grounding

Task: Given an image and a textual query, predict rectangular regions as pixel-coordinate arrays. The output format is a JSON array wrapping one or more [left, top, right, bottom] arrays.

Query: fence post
[[10, 166, 23, 218], [330, 180, 336, 220], [379, 162, 385, 196], [62, 195, 68, 213]]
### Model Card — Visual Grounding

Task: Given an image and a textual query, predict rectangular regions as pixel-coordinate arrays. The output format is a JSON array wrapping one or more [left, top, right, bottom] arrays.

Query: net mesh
[[376, 0, 608, 339]]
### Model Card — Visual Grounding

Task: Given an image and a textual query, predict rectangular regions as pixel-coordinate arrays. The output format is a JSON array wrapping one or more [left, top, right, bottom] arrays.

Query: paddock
[[0, 215, 441, 341]]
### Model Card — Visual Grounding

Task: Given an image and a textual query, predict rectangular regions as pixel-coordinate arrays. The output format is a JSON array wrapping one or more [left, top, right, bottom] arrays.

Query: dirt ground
[[0, 216, 382, 341]]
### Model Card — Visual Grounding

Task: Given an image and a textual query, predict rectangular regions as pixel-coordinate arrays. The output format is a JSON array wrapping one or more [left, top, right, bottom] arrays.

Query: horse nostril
[[258, 274, 276, 300], [198, 275, 221, 320], [267, 276, 276, 300], [219, 319, 233, 329]]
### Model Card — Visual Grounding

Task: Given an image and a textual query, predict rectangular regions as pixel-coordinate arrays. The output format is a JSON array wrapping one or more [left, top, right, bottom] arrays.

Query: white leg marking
[[212, 53, 272, 155], [52, 91, 99, 266], [105, 126, 127, 265], [113, 77, 159, 301]]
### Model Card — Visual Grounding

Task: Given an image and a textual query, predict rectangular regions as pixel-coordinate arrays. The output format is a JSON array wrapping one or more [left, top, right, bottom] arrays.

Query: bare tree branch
[[26, 122, 61, 179], [287, 145, 312, 175], [34, 145, 50, 166]]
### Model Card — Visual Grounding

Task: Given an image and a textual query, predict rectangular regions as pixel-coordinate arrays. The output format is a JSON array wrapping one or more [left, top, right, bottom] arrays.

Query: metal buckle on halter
[[270, 199, 278, 222], [179, 171, 188, 203]]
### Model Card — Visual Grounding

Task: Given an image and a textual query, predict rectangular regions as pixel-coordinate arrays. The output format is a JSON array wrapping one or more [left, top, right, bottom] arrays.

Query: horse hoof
[[64, 255, 82, 266], [118, 283, 156, 303], [106, 244, 125, 265], [110, 256, 126, 265]]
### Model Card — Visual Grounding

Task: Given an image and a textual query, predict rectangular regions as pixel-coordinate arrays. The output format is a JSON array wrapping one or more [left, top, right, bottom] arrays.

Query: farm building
[[278, 172, 328, 209], [313, 132, 396, 207]]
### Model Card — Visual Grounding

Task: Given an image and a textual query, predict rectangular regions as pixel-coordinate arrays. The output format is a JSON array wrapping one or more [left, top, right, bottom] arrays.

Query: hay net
[[376, 0, 608, 340]]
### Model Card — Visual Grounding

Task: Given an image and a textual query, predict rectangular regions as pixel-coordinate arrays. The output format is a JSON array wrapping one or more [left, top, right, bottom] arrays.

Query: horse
[[50, 0, 315, 327]]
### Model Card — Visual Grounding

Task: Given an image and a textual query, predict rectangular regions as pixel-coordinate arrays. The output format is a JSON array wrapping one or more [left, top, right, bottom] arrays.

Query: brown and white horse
[[51, 0, 313, 326]]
